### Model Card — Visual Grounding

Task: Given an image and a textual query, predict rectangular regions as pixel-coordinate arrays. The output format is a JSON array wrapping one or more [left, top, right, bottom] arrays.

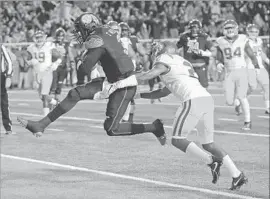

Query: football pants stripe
[[177, 100, 192, 136], [172, 100, 189, 136]]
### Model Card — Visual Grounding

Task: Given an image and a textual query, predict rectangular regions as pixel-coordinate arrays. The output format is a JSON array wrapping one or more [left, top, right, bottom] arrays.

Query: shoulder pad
[[84, 35, 104, 49], [155, 54, 173, 64]]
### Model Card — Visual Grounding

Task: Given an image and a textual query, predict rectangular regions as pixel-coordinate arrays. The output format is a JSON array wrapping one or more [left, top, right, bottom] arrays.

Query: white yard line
[[218, 118, 238, 122], [1, 154, 262, 199], [11, 112, 269, 138], [9, 99, 266, 110], [257, 115, 269, 119]]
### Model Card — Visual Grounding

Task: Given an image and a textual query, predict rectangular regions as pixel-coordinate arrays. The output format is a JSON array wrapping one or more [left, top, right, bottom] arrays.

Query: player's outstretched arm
[[139, 87, 171, 99], [136, 63, 168, 81], [245, 41, 260, 69]]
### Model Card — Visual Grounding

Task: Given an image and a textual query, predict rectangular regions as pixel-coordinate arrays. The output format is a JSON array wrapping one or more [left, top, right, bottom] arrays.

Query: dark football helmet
[[188, 19, 202, 37], [55, 28, 66, 43], [119, 22, 131, 38], [73, 13, 101, 44]]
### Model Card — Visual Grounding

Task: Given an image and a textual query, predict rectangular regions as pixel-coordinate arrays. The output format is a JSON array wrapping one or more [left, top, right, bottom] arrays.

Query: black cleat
[[235, 104, 242, 116], [230, 172, 248, 190], [265, 109, 270, 115], [152, 119, 166, 145], [17, 117, 44, 137], [241, 122, 252, 131], [208, 156, 223, 184]]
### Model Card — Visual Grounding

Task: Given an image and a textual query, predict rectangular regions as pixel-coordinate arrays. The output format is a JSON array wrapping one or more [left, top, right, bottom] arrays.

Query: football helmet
[[246, 24, 259, 40], [188, 19, 202, 37], [55, 28, 66, 43], [73, 13, 101, 44], [33, 30, 47, 47], [223, 20, 238, 39], [151, 41, 176, 61], [119, 22, 131, 38]]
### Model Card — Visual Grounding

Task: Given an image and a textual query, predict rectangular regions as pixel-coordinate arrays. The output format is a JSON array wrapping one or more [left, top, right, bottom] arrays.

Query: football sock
[[43, 108, 50, 116], [40, 94, 79, 128], [186, 142, 213, 164], [223, 155, 241, 178], [234, 99, 240, 106], [115, 123, 156, 135], [240, 98, 251, 122], [128, 103, 135, 122], [264, 100, 269, 110]]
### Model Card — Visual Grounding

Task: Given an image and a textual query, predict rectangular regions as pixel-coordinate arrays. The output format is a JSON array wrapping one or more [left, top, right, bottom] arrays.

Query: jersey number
[[224, 47, 241, 59], [183, 61, 198, 79], [34, 52, 45, 63]]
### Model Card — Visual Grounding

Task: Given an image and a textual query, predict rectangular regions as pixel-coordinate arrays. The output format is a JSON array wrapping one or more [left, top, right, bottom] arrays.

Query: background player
[[18, 13, 166, 145], [50, 28, 74, 102], [214, 20, 260, 130], [26, 30, 62, 115], [245, 24, 270, 114], [136, 41, 248, 190], [177, 19, 214, 88]]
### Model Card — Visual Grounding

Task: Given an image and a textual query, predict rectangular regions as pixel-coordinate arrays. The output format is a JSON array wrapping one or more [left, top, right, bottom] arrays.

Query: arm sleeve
[[80, 47, 105, 75], [245, 41, 259, 69], [1, 45, 13, 76], [176, 35, 186, 49], [140, 87, 171, 99]]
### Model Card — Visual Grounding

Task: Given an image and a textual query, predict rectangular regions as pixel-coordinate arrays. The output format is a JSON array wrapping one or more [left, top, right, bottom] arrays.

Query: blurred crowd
[[1, 1, 269, 43], [1, 1, 269, 88]]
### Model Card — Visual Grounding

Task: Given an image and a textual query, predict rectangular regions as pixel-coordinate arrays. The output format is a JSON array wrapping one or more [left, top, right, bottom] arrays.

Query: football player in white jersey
[[27, 30, 62, 115], [214, 20, 260, 130], [136, 41, 247, 190], [245, 24, 270, 114]]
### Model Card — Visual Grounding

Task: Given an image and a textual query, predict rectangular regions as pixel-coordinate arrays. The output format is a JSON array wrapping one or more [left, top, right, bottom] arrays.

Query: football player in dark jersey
[[17, 13, 166, 145], [177, 19, 214, 88], [50, 28, 73, 101]]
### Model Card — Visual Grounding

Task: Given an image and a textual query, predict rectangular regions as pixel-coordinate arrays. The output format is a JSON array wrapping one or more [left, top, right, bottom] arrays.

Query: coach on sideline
[[1, 44, 14, 135]]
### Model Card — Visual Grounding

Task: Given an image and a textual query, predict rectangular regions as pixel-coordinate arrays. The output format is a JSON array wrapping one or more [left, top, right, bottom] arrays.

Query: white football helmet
[[246, 24, 259, 40], [223, 20, 238, 39], [33, 30, 47, 47]]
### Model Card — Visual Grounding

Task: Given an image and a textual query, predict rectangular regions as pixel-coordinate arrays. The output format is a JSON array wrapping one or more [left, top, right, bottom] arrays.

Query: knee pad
[[67, 88, 80, 102], [41, 95, 50, 107]]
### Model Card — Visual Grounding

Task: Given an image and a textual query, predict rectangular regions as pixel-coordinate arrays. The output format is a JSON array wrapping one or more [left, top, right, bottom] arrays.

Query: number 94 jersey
[[154, 54, 210, 102], [216, 34, 247, 70]]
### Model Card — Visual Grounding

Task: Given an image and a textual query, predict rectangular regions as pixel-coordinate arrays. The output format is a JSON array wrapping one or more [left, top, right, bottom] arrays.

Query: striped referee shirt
[[1, 45, 13, 77]]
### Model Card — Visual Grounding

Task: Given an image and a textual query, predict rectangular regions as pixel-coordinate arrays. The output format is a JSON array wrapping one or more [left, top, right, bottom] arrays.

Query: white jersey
[[154, 54, 210, 102], [246, 38, 264, 69], [27, 42, 56, 73], [216, 34, 248, 71], [120, 37, 136, 69]]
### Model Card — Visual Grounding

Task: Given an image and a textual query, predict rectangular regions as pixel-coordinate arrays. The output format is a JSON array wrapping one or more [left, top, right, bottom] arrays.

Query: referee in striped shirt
[[1, 44, 14, 134]]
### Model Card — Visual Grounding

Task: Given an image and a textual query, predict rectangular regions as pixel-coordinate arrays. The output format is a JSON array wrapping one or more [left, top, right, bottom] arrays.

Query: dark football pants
[[51, 67, 68, 95], [1, 73, 12, 131], [194, 65, 209, 88], [75, 77, 136, 134], [76, 67, 91, 86]]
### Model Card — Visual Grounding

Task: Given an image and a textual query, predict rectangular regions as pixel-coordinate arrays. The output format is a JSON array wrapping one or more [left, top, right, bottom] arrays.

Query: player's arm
[[51, 48, 63, 70], [139, 87, 171, 99], [80, 47, 105, 75], [1, 45, 13, 77], [245, 41, 260, 69], [136, 63, 168, 81], [261, 48, 270, 66]]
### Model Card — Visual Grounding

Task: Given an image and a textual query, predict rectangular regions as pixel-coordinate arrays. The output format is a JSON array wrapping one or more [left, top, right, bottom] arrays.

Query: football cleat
[[265, 108, 270, 115], [241, 122, 252, 131], [229, 172, 248, 190], [17, 117, 44, 137], [152, 119, 167, 145], [5, 130, 16, 135], [208, 156, 223, 184], [235, 104, 242, 116]]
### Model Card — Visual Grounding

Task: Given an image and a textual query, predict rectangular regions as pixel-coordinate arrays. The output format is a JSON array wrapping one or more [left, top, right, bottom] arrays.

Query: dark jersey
[[177, 32, 213, 65], [82, 26, 135, 83], [54, 41, 70, 67], [130, 35, 138, 52]]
